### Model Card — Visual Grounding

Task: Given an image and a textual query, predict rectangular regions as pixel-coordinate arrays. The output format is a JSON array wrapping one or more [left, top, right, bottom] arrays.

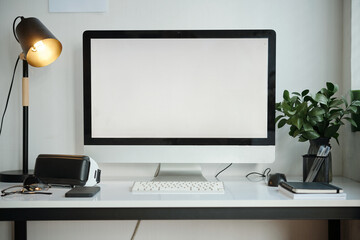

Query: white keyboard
[[132, 181, 225, 194]]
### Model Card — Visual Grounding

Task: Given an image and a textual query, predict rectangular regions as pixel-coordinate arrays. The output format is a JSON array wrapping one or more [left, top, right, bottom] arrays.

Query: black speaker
[[34, 154, 100, 186]]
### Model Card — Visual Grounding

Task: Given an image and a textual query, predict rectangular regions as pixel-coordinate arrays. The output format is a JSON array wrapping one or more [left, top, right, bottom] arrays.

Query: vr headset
[[34, 154, 101, 187]]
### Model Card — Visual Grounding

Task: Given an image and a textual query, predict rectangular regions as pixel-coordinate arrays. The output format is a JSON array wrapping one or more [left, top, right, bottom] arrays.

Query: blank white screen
[[91, 38, 268, 138]]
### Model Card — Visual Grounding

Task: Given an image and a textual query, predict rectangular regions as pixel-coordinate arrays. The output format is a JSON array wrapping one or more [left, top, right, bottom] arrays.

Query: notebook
[[278, 185, 346, 200]]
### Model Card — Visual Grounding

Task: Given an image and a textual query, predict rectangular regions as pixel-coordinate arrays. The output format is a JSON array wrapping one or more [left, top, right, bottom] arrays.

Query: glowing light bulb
[[31, 41, 45, 52]]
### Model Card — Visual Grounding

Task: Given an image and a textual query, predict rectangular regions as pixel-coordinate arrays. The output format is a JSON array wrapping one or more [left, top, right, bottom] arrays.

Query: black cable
[[131, 220, 141, 240], [215, 163, 233, 178], [0, 16, 24, 136], [246, 168, 271, 181], [0, 56, 20, 136]]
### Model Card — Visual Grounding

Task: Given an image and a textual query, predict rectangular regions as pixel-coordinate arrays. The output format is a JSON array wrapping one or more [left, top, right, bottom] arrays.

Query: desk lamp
[[0, 16, 62, 182]]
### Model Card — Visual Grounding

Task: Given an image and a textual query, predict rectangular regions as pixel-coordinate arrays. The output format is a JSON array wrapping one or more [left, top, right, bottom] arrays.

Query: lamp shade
[[16, 17, 62, 67]]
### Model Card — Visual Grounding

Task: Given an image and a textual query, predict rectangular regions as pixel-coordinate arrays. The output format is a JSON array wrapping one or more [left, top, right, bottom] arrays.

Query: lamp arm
[[22, 59, 29, 174], [22, 56, 29, 107]]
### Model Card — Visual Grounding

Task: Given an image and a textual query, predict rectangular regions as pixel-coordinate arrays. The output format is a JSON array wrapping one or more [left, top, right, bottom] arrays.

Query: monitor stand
[[153, 163, 207, 182]]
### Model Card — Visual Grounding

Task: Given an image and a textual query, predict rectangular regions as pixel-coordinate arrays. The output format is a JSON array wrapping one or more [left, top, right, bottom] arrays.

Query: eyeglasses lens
[[25, 183, 49, 191]]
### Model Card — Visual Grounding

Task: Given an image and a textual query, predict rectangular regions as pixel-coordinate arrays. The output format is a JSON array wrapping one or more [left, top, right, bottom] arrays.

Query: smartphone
[[65, 186, 100, 197]]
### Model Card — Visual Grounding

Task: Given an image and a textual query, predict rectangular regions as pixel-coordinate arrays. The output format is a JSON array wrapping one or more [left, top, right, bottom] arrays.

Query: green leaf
[[289, 96, 299, 105], [328, 111, 343, 121], [275, 115, 284, 123], [320, 88, 330, 97], [299, 136, 308, 142], [308, 119, 317, 126], [308, 107, 326, 116], [293, 129, 301, 137], [301, 89, 310, 97], [287, 110, 297, 115], [289, 125, 296, 136], [291, 92, 300, 96], [304, 95, 315, 103], [277, 119, 287, 128], [351, 100, 360, 107], [326, 82, 335, 91], [282, 102, 291, 112], [303, 130, 320, 140], [283, 90, 290, 101], [282, 102, 296, 115], [329, 99, 344, 108], [292, 117, 303, 130], [296, 102, 308, 116], [324, 124, 340, 138], [315, 93, 328, 105], [289, 125, 301, 137], [310, 115, 324, 123], [326, 82, 338, 96], [303, 122, 313, 131], [344, 117, 358, 127], [348, 106, 358, 114], [329, 108, 343, 114]]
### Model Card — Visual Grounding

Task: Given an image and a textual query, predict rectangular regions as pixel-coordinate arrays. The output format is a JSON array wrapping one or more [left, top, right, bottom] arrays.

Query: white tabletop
[[1, 177, 360, 209]]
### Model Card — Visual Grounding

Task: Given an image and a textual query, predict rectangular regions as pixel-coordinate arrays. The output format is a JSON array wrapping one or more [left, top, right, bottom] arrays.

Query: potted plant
[[276, 82, 360, 181]]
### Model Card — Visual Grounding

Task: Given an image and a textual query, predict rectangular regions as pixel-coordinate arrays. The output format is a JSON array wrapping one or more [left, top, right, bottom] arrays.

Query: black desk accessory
[[0, 16, 62, 182], [65, 186, 100, 198], [267, 173, 287, 187], [351, 90, 360, 132], [304, 145, 331, 183], [34, 154, 101, 187]]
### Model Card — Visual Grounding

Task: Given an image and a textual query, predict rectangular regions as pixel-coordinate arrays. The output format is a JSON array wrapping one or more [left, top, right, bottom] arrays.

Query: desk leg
[[14, 221, 27, 240], [328, 220, 340, 240]]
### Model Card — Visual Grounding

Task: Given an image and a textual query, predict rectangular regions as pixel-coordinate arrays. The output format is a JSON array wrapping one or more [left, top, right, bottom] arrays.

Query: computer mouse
[[267, 173, 287, 187]]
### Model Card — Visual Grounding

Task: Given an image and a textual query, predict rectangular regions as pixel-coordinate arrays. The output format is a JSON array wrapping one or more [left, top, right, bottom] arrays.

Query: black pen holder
[[303, 154, 330, 183]]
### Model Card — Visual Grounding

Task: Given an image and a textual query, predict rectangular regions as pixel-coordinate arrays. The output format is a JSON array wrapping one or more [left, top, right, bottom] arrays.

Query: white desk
[[1, 177, 360, 240]]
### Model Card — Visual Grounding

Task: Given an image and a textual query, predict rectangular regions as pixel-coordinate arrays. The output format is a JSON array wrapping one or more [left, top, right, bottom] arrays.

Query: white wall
[[0, 0, 349, 239]]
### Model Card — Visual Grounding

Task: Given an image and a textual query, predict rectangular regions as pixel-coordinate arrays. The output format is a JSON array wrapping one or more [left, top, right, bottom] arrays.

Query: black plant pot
[[303, 137, 332, 182]]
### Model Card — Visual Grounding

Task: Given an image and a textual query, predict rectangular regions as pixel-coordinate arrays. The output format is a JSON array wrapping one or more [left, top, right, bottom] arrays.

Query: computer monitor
[[83, 30, 276, 180]]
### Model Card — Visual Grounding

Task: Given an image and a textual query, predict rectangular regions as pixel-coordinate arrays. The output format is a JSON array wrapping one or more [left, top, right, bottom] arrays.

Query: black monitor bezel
[[83, 30, 276, 145]]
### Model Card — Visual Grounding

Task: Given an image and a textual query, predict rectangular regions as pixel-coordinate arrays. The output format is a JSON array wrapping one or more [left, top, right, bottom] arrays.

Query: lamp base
[[0, 170, 34, 183]]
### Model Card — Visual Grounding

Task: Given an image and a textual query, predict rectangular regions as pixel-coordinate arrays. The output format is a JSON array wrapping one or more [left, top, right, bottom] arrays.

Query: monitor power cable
[[130, 220, 141, 240], [215, 163, 233, 178]]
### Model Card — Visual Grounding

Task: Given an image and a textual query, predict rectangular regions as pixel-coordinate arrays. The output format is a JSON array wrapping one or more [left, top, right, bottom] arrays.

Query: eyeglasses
[[1, 175, 52, 197]]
